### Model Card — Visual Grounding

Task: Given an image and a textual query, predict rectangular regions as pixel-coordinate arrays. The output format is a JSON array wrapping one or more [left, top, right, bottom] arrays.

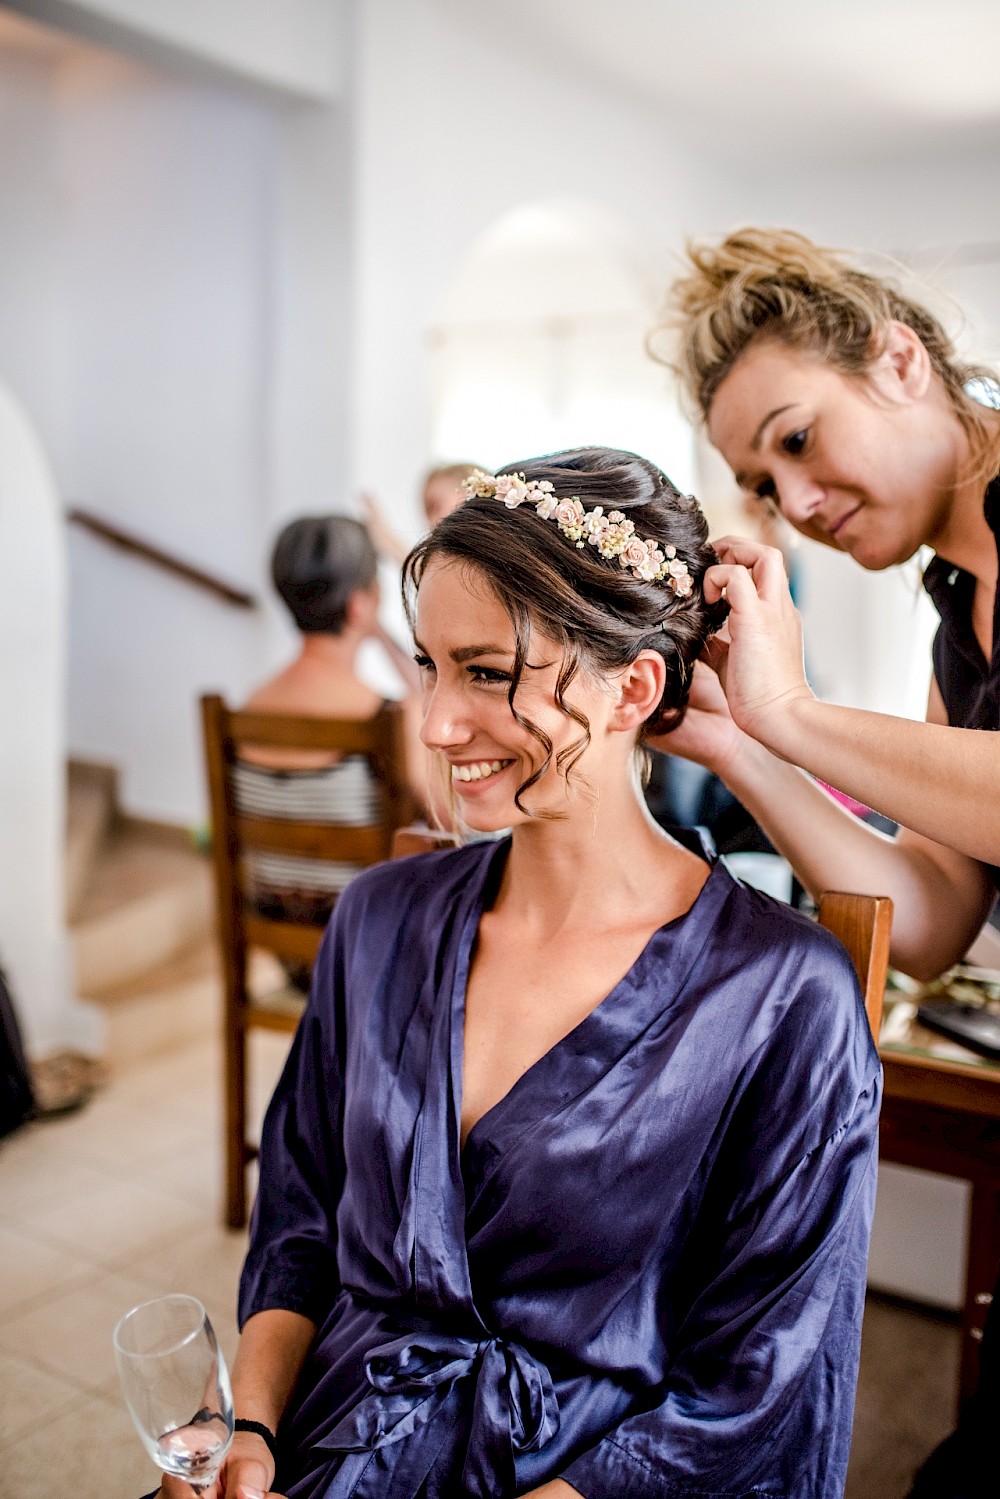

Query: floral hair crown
[[462, 469, 693, 598]]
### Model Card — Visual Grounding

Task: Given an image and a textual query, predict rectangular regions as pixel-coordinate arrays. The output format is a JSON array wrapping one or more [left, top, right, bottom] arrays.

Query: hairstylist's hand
[[158, 1429, 284, 1499], [703, 537, 814, 755]]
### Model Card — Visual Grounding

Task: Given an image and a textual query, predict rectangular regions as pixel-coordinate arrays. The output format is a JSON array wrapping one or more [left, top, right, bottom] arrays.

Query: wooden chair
[[202, 695, 413, 1228], [817, 891, 893, 1043], [392, 829, 892, 1042]]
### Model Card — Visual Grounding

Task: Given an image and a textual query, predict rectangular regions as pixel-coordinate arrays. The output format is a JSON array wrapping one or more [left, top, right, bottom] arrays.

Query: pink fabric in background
[[817, 779, 871, 820]]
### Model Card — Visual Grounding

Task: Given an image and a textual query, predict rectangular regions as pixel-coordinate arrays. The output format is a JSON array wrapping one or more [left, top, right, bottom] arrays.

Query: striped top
[[234, 756, 381, 901]]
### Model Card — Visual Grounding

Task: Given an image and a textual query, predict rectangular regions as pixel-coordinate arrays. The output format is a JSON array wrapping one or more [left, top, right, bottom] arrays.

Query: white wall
[[0, 27, 356, 823], [55, 52, 283, 820], [5, 0, 345, 99], [0, 47, 70, 470], [0, 381, 101, 1057], [348, 0, 708, 533]]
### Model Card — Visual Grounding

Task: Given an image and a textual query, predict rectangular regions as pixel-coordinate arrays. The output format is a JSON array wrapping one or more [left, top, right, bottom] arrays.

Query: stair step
[[66, 760, 117, 922], [93, 938, 221, 1069], [71, 822, 213, 994]]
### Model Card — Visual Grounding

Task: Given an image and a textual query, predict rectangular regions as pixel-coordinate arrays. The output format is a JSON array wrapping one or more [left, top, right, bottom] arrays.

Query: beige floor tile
[[2, 1388, 160, 1499], [11, 1175, 204, 1271], [123, 1222, 248, 1315], [110, 1041, 219, 1109], [0, 1220, 100, 1318], [0, 1269, 167, 1395], [34, 1094, 208, 1178], [137, 1139, 224, 1214], [0, 1129, 115, 1218], [0, 1350, 89, 1448]]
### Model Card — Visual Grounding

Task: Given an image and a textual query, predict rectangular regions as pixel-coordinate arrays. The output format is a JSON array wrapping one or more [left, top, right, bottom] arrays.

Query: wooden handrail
[[67, 506, 259, 610]]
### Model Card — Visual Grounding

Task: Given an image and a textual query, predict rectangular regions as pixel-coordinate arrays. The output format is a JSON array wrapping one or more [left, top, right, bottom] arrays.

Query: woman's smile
[[450, 757, 515, 787]]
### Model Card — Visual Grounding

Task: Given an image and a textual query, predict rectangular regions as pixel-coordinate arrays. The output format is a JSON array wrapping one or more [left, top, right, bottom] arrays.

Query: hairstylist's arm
[[704, 536, 1000, 868], [654, 658, 994, 982], [158, 1309, 314, 1499]]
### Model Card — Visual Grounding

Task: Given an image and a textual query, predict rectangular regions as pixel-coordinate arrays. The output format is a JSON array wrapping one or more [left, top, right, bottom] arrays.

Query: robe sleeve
[[238, 918, 348, 1329], [561, 961, 881, 1499]]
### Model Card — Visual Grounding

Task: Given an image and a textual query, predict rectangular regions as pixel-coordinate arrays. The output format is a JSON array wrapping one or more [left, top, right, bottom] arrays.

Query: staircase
[[67, 761, 218, 1067]]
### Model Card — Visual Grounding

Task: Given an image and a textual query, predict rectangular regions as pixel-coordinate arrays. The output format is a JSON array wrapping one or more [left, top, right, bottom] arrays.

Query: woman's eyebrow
[[450, 644, 512, 663], [751, 403, 797, 450]]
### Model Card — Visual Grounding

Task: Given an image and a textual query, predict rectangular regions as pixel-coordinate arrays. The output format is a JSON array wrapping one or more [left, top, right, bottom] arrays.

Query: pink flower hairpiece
[[462, 469, 694, 598]]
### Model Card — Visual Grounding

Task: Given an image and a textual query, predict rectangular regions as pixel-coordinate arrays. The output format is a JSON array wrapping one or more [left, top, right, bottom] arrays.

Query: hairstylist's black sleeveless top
[[922, 477, 1000, 889]]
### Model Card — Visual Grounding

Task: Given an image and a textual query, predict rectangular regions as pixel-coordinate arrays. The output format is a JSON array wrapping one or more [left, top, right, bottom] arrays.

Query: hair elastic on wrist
[[234, 1417, 278, 1459]]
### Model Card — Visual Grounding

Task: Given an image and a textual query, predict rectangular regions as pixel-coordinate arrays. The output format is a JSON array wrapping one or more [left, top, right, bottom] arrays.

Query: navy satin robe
[[240, 839, 880, 1498]]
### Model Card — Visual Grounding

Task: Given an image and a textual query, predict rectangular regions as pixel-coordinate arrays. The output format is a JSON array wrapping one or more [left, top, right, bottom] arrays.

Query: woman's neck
[[296, 631, 362, 672], [498, 772, 697, 938]]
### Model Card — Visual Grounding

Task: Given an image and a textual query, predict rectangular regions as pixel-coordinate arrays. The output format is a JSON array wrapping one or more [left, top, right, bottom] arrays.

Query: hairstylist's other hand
[[646, 653, 746, 782], [703, 537, 814, 755], [158, 1428, 283, 1499]]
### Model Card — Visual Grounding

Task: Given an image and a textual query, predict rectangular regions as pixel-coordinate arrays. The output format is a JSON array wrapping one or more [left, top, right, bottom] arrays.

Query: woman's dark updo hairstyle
[[271, 514, 377, 635], [403, 447, 727, 813]]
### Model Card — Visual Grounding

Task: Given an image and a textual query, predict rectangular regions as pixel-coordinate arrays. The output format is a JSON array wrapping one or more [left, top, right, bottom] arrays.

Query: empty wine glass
[[114, 1294, 234, 1494]]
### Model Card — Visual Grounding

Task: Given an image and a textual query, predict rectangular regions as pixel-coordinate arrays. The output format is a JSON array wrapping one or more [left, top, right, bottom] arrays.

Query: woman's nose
[[419, 682, 471, 752], [775, 471, 825, 526]]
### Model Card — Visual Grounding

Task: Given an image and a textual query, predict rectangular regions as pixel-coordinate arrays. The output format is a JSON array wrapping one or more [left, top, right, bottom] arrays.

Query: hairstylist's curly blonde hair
[[656, 226, 1000, 481]]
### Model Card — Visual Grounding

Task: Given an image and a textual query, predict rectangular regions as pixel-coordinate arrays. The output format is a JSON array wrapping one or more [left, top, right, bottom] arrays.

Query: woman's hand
[[158, 1429, 282, 1499], [703, 536, 815, 757]]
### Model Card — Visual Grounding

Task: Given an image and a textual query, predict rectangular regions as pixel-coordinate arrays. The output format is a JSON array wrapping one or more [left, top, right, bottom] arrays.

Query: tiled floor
[[0, 1031, 287, 1499], [0, 1028, 962, 1499]]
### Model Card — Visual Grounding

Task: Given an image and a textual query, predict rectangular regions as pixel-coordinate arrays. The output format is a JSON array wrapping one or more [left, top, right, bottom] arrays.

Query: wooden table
[[879, 1002, 1000, 1409]]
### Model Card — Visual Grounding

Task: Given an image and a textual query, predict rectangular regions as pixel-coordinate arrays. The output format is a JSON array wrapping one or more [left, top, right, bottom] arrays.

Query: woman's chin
[[453, 789, 515, 834]]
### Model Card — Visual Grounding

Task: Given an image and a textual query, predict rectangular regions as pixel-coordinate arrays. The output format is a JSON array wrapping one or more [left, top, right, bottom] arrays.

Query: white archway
[[0, 380, 101, 1058], [427, 200, 696, 491]]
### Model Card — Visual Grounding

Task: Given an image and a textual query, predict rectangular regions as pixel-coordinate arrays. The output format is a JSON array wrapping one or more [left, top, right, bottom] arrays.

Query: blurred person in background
[[362, 461, 484, 566], [237, 514, 427, 934], [660, 226, 1000, 1499]]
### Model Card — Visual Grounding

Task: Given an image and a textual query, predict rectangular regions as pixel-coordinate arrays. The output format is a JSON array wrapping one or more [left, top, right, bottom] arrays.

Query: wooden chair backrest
[[203, 694, 413, 969], [816, 890, 893, 1043], [391, 830, 892, 1043], [206, 696, 414, 1228]]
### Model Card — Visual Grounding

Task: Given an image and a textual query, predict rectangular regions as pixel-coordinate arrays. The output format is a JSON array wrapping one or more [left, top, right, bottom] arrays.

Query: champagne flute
[[114, 1294, 234, 1494]]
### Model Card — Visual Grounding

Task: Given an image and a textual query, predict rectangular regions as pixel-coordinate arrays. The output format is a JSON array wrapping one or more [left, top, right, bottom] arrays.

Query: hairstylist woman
[[658, 228, 1000, 1499]]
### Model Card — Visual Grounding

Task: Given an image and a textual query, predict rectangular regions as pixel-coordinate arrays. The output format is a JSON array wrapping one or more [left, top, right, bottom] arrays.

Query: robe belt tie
[[320, 1329, 560, 1496]]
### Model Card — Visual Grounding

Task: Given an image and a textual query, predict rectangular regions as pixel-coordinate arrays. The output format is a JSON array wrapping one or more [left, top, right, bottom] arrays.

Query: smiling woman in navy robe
[[161, 449, 880, 1499]]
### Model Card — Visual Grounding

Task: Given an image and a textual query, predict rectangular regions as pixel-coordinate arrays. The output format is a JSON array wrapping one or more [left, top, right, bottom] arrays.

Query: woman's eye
[[468, 666, 511, 686], [782, 428, 809, 456], [414, 653, 435, 674], [754, 477, 776, 502]]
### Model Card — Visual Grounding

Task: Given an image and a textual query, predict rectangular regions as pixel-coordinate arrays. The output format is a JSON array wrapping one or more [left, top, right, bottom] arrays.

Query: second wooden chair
[[202, 695, 412, 1227]]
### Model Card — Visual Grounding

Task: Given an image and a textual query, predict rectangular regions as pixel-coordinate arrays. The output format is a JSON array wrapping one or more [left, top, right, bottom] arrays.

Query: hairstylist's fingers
[[703, 564, 760, 611], [711, 539, 788, 600], [712, 534, 772, 561]]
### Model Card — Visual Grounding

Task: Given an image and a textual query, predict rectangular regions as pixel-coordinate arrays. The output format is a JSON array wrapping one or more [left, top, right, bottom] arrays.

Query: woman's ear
[[610, 651, 666, 734], [871, 320, 933, 405]]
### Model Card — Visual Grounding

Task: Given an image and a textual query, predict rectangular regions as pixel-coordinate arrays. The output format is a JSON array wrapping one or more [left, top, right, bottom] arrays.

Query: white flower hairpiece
[[462, 469, 694, 598]]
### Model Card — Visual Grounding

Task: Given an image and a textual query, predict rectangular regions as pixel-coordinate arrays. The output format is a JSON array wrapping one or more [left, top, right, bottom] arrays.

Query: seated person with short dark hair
[[237, 513, 425, 927]]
